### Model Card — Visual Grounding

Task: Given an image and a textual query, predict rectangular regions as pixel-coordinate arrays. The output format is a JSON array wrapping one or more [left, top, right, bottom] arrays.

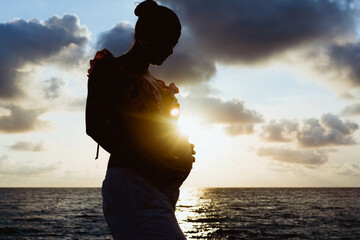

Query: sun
[[176, 116, 213, 146], [170, 107, 180, 118], [177, 116, 196, 139]]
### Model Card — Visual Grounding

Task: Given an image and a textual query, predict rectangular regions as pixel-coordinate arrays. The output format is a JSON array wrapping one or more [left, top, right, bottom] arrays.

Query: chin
[[152, 59, 166, 66]]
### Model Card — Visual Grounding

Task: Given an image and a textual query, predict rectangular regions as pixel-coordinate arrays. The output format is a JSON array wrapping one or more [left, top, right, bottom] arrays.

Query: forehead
[[152, 28, 180, 44]]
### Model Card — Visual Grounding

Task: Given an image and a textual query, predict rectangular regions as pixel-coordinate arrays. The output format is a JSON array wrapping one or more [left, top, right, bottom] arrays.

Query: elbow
[[86, 128, 97, 143], [85, 111, 98, 139], [86, 120, 109, 145], [85, 121, 98, 140], [86, 127, 94, 138]]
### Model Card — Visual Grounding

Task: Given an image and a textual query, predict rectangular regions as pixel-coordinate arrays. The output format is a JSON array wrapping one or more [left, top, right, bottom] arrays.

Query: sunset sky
[[1, 0, 360, 187]]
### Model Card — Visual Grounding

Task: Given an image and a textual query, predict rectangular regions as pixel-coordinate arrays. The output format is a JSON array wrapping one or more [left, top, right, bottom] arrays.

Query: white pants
[[102, 168, 186, 240]]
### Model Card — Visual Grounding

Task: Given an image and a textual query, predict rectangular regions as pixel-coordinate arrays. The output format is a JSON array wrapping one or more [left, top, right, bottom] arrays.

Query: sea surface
[[0, 188, 359, 239]]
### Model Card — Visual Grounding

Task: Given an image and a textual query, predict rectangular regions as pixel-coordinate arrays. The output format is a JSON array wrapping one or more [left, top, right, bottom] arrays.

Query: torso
[[106, 58, 193, 186]]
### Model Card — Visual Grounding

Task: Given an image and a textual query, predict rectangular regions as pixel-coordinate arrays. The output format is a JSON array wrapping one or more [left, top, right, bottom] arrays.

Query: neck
[[120, 43, 150, 74]]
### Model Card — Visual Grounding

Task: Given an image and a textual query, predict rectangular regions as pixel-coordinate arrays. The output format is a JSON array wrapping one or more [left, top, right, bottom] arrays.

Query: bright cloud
[[260, 114, 358, 147], [0, 14, 89, 100], [9, 140, 46, 152], [257, 147, 329, 167], [0, 155, 59, 176], [0, 104, 49, 133], [298, 113, 358, 147], [182, 96, 263, 135], [342, 103, 360, 116]]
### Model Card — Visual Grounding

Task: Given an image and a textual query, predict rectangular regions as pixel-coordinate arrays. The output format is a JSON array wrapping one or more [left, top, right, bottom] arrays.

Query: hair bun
[[135, 0, 159, 17]]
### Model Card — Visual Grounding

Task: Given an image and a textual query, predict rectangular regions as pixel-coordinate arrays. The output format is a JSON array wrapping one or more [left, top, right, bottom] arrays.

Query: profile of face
[[134, 1, 181, 66], [147, 34, 179, 66]]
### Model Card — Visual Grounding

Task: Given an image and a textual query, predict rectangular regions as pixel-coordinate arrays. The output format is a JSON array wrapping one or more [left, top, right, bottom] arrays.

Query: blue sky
[[0, 0, 360, 187]]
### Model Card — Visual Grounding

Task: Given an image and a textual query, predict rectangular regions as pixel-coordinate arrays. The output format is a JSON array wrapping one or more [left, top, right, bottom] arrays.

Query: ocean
[[0, 188, 359, 239]]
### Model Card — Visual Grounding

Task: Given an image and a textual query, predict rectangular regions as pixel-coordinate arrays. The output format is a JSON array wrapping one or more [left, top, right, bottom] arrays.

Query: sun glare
[[170, 107, 180, 117], [177, 117, 197, 140], [176, 116, 218, 147]]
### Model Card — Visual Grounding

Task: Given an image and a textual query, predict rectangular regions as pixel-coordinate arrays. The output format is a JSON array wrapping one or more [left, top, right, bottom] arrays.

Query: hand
[[190, 143, 196, 162]]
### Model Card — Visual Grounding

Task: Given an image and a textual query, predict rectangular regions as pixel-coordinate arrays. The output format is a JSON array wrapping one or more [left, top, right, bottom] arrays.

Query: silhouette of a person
[[86, 0, 195, 239]]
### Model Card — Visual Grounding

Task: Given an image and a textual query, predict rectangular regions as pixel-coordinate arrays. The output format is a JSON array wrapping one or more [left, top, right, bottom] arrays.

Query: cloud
[[297, 113, 358, 147], [180, 96, 262, 136], [64, 97, 86, 111], [183, 97, 263, 124], [0, 155, 60, 176], [0, 14, 89, 100], [321, 113, 358, 134], [257, 114, 358, 169], [164, 0, 355, 64], [96, 1, 355, 85], [0, 154, 8, 163], [0, 104, 49, 133], [150, 31, 216, 84], [9, 140, 45, 152], [338, 92, 358, 100], [327, 42, 360, 88], [40, 77, 86, 111], [260, 120, 298, 142], [97, 1, 358, 88], [97, 23, 216, 84], [342, 103, 360, 116], [223, 124, 254, 136], [336, 162, 360, 177], [97, 22, 134, 56], [42, 78, 65, 100], [257, 147, 329, 167], [260, 114, 358, 147]]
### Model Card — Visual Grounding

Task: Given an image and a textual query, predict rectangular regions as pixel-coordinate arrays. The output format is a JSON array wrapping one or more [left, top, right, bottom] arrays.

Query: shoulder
[[88, 49, 115, 75], [87, 50, 132, 92], [88, 49, 120, 80]]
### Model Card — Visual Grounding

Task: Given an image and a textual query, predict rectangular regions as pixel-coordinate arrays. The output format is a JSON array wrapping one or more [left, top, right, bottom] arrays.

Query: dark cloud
[[257, 147, 329, 167], [0, 104, 49, 133], [96, 0, 355, 85], [297, 114, 358, 147], [342, 103, 360, 116], [327, 42, 360, 88], [98, 1, 356, 86], [150, 31, 216, 84], [9, 140, 45, 152], [261, 120, 298, 142], [164, 0, 355, 64], [97, 23, 216, 84], [0, 14, 89, 99]]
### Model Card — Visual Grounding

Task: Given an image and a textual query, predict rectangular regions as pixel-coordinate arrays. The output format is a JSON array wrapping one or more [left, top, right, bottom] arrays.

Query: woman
[[85, 0, 195, 239]]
